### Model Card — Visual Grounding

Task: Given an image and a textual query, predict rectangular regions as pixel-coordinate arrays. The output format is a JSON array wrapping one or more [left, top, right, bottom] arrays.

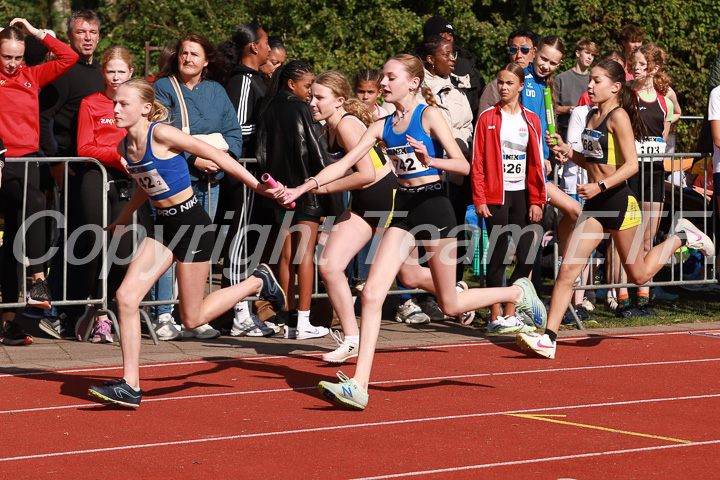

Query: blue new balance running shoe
[[88, 379, 143, 407], [251, 263, 286, 312], [513, 277, 547, 330], [318, 371, 369, 410]]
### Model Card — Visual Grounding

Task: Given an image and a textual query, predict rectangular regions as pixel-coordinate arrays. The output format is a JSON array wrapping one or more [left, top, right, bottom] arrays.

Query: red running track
[[1, 328, 719, 479]]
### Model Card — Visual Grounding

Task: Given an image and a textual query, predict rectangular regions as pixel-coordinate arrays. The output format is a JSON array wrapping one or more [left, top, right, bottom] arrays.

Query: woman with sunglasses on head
[[87, 79, 287, 407], [0, 18, 77, 346], [517, 59, 714, 360], [285, 54, 546, 410]]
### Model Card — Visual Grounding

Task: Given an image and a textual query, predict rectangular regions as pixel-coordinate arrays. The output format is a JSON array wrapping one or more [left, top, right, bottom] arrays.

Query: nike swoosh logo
[[438, 227, 447, 232], [191, 250, 202, 255], [537, 340, 554, 348]]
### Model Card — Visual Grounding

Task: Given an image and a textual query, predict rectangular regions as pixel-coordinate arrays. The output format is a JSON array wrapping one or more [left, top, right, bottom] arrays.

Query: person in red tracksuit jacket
[[0, 18, 77, 346], [472, 63, 546, 334]]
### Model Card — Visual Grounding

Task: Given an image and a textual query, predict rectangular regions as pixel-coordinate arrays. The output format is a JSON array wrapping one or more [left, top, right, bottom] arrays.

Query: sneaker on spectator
[[615, 305, 646, 318], [297, 324, 330, 340], [516, 331, 556, 359], [0, 321, 33, 346], [581, 297, 595, 311], [39, 313, 73, 339], [322, 330, 359, 363], [284, 326, 298, 339], [26, 278, 51, 310], [88, 379, 142, 408], [394, 299, 431, 324], [264, 316, 283, 334], [675, 218, 715, 257], [636, 304, 658, 316], [152, 313, 182, 341], [182, 323, 221, 339], [455, 281, 476, 325], [419, 297, 445, 321], [650, 287, 678, 301], [91, 316, 114, 343], [606, 296, 619, 311], [488, 315, 525, 334], [75, 305, 96, 341], [513, 277, 547, 330], [318, 371, 368, 410], [231, 314, 274, 337], [562, 307, 579, 325]]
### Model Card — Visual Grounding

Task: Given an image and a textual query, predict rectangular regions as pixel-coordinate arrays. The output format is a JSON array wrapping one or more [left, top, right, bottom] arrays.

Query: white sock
[[345, 334, 359, 345], [234, 301, 251, 322], [297, 310, 311, 330]]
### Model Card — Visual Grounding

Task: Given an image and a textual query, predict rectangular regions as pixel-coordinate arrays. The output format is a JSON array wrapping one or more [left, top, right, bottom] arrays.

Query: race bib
[[502, 153, 526, 182], [386, 143, 430, 176], [127, 163, 171, 197], [635, 136, 666, 162], [581, 128, 603, 159]]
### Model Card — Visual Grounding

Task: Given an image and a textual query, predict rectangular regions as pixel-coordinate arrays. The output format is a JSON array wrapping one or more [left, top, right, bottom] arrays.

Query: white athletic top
[[500, 109, 529, 191], [708, 85, 720, 172]]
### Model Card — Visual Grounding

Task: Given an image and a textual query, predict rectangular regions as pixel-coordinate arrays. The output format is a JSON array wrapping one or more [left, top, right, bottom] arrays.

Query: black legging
[[484, 189, 538, 288], [79, 164, 150, 302], [0, 160, 46, 311]]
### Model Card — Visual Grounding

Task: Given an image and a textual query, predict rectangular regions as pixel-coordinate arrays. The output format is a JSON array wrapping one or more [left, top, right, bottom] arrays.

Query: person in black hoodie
[[220, 23, 277, 337], [256, 60, 343, 340], [423, 15, 484, 123]]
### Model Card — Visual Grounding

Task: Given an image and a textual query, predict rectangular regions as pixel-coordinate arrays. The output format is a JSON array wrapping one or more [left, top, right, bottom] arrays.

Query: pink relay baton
[[261, 173, 296, 208]]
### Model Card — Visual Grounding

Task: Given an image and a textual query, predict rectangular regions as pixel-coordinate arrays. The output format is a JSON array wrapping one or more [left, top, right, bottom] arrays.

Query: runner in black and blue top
[[286, 54, 547, 411], [87, 79, 288, 408]]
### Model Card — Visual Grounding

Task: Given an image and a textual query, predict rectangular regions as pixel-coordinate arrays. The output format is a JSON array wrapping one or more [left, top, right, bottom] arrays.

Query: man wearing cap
[[423, 15, 484, 122]]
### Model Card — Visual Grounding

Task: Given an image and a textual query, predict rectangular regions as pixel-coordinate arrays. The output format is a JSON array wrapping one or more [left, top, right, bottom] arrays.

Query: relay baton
[[261, 173, 296, 208], [543, 87, 557, 145]]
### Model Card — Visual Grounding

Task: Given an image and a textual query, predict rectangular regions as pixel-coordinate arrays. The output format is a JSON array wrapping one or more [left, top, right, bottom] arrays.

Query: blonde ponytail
[[420, 84, 437, 107]]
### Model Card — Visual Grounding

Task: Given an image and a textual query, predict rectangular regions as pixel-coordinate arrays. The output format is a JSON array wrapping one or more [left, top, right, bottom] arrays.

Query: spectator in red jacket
[[472, 63, 546, 333], [0, 18, 77, 346]]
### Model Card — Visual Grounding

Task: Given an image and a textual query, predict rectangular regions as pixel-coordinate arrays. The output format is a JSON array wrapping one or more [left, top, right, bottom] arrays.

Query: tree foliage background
[[3, 0, 719, 150]]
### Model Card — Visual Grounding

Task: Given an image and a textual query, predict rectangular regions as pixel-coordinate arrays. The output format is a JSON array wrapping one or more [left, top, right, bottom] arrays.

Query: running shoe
[[251, 263, 287, 312], [513, 277, 547, 330], [615, 305, 646, 318], [39, 313, 73, 339], [675, 218, 715, 257], [322, 330, 359, 363], [152, 312, 182, 341], [296, 324, 330, 340], [182, 323, 221, 339], [231, 314, 274, 337], [394, 299, 430, 324], [455, 281, 476, 325], [22, 306, 45, 320], [91, 316, 114, 343], [88, 379, 143, 407], [636, 304, 658, 317], [284, 326, 298, 339], [75, 305, 96, 341], [0, 321, 33, 346], [318, 371, 368, 410], [516, 331, 556, 359], [26, 278, 51, 310], [581, 297, 595, 311], [487, 315, 523, 334], [419, 297, 446, 321]]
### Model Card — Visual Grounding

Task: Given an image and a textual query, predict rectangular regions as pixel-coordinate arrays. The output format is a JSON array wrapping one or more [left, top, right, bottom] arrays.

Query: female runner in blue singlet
[[87, 79, 287, 407], [286, 55, 547, 410], [517, 60, 715, 360]]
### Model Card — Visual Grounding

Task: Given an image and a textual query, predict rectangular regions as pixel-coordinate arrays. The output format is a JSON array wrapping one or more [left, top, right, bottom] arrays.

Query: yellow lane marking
[[506, 414, 693, 444]]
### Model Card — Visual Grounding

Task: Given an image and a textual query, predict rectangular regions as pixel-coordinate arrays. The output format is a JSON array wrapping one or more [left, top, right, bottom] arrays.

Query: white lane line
[[2, 357, 719, 415], [2, 328, 719, 379], [348, 439, 720, 479], [1, 392, 719, 463]]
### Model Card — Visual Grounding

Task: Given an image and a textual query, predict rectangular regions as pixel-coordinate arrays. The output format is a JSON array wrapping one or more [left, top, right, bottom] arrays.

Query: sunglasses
[[509, 46, 532, 55]]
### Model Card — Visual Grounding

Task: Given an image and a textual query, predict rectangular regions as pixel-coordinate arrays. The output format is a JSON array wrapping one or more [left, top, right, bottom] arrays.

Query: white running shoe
[[455, 281, 476, 325], [487, 315, 526, 334], [675, 218, 715, 257], [516, 331, 556, 359], [394, 299, 431, 324], [152, 312, 182, 341], [182, 323, 221, 339], [296, 325, 330, 340], [322, 330, 359, 363], [318, 371, 369, 410], [231, 315, 274, 337]]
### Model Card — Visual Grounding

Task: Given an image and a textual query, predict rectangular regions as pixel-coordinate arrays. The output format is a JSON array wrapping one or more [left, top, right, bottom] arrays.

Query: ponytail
[[596, 59, 648, 141], [258, 60, 314, 120], [148, 100, 169, 123], [420, 84, 437, 107]]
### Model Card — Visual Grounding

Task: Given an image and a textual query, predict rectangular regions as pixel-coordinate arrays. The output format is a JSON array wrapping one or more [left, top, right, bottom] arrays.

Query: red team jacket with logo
[[0, 34, 77, 157], [471, 103, 547, 206], [77, 91, 126, 171]]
